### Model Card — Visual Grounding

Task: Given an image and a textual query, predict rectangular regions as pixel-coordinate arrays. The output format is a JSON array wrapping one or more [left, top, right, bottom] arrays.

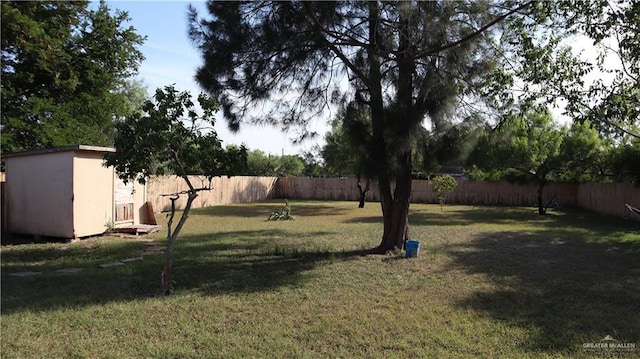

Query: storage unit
[[2, 145, 146, 239]]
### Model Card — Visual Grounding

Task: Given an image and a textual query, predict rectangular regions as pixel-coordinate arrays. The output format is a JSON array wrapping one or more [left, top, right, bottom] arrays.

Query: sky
[[104, 1, 329, 156]]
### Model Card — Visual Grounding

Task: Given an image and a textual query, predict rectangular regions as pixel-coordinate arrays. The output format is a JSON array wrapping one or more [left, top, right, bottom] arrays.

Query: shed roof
[[1, 145, 116, 159]]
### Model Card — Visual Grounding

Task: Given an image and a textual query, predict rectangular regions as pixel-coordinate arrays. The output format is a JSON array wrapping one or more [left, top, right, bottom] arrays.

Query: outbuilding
[[2, 145, 148, 239]]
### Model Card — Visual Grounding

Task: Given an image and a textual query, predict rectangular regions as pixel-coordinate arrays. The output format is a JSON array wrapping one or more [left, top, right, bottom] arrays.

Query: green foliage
[[467, 109, 606, 214], [416, 119, 485, 178], [608, 140, 640, 185], [278, 155, 305, 177], [557, 121, 605, 182], [1, 1, 145, 152], [247, 150, 277, 176], [106, 86, 247, 183], [468, 110, 605, 184], [246, 150, 305, 177], [431, 175, 458, 209], [302, 149, 324, 177], [104, 85, 248, 183], [321, 104, 371, 178], [491, 1, 640, 140], [114, 78, 149, 120], [267, 200, 295, 221], [104, 218, 116, 233]]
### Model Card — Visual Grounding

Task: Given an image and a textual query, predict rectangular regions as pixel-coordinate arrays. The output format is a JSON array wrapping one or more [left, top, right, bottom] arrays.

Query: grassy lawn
[[2, 200, 639, 358]]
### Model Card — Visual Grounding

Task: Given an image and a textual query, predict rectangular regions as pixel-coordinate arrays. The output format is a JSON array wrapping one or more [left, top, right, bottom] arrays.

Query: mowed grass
[[1, 200, 639, 358]]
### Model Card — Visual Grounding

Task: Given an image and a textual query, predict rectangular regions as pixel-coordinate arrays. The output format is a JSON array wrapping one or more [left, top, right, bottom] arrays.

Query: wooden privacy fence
[[147, 176, 278, 212], [144, 175, 639, 221], [275, 177, 640, 221], [575, 182, 640, 220]]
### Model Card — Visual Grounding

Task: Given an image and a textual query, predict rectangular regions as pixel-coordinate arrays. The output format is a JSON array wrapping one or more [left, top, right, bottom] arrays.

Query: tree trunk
[[356, 176, 370, 208], [537, 181, 546, 215], [376, 152, 413, 253], [369, 2, 415, 253], [161, 191, 197, 295], [358, 194, 366, 208], [375, 6, 415, 253]]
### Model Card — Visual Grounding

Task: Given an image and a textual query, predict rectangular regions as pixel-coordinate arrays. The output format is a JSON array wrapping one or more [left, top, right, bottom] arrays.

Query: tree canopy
[[467, 109, 604, 214], [321, 104, 371, 178], [105, 86, 247, 184], [188, 1, 627, 251], [490, 0, 639, 140], [246, 150, 305, 177], [1, 0, 145, 152]]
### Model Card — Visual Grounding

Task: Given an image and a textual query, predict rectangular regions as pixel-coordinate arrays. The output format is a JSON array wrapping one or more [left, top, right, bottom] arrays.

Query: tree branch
[[160, 187, 211, 197], [168, 148, 194, 191], [302, 3, 373, 88], [415, 1, 536, 59]]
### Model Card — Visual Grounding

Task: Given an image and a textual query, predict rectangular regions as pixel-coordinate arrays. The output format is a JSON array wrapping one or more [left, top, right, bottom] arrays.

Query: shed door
[[114, 178, 134, 223]]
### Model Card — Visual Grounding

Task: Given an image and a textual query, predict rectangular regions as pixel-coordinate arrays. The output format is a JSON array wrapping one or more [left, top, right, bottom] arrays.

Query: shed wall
[[6, 152, 75, 237], [73, 152, 114, 237]]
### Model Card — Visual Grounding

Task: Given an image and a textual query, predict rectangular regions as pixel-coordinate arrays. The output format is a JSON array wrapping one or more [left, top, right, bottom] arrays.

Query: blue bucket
[[406, 240, 420, 258]]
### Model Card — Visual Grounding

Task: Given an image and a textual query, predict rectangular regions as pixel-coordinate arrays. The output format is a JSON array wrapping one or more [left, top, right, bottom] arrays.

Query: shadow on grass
[[194, 201, 351, 219], [409, 206, 562, 226], [447, 229, 640, 353], [364, 206, 640, 236], [168, 228, 370, 295], [1, 237, 145, 270], [1, 229, 368, 315], [1, 238, 161, 314]]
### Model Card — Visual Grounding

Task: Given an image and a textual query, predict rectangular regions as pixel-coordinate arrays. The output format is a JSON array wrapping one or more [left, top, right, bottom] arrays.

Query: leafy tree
[[223, 144, 250, 176], [415, 117, 486, 178], [608, 140, 640, 184], [324, 102, 481, 208], [188, 1, 594, 252], [1, 1, 145, 152], [301, 148, 324, 177], [247, 150, 278, 176], [431, 175, 458, 209], [104, 85, 247, 295], [557, 120, 606, 182], [490, 1, 639, 140], [322, 118, 358, 178], [467, 109, 603, 215], [246, 150, 305, 177], [115, 78, 149, 120], [322, 103, 373, 207], [278, 155, 305, 177]]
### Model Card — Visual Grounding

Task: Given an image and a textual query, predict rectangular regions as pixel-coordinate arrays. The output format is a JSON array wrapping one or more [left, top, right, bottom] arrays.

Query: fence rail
[[275, 177, 640, 221]]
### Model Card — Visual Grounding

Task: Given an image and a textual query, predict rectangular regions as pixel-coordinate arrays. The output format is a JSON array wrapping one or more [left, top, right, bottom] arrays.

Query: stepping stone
[[142, 250, 163, 256], [98, 262, 125, 268], [142, 242, 163, 247], [145, 248, 164, 253], [121, 257, 143, 263], [9, 271, 42, 277], [56, 268, 85, 274]]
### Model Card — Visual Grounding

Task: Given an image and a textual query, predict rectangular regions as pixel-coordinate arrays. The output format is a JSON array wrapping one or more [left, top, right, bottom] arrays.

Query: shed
[[2, 145, 147, 239]]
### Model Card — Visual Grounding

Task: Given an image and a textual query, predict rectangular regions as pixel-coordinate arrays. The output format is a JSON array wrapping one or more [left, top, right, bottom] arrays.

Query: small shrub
[[104, 217, 116, 233], [431, 175, 458, 209], [268, 199, 295, 220]]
